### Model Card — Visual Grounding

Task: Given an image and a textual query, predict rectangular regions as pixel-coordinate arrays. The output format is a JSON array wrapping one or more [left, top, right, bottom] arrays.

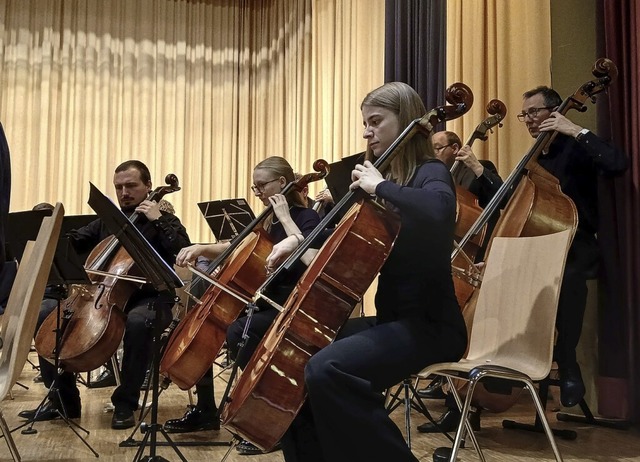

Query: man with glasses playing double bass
[[516, 86, 627, 409]]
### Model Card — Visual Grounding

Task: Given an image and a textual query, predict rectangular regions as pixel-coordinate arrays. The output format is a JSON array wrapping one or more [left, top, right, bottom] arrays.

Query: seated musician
[[163, 156, 320, 456], [417, 131, 503, 433], [19, 160, 191, 430], [517, 86, 627, 408], [281, 82, 467, 462]]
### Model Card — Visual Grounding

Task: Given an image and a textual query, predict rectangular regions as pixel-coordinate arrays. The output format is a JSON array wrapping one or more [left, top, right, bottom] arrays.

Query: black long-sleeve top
[[374, 160, 464, 336], [452, 159, 503, 208], [538, 132, 628, 236], [258, 206, 320, 309], [68, 211, 191, 293]]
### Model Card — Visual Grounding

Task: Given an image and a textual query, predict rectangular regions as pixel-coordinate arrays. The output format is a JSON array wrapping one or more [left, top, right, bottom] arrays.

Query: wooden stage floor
[[1, 351, 638, 462]]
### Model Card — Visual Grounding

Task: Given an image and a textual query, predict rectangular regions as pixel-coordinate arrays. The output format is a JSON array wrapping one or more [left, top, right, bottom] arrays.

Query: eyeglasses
[[250, 178, 280, 193], [433, 144, 452, 152], [516, 106, 555, 122]]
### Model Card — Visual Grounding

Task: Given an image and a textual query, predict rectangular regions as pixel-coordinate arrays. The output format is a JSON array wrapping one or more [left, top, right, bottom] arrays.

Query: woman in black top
[[282, 82, 467, 462]]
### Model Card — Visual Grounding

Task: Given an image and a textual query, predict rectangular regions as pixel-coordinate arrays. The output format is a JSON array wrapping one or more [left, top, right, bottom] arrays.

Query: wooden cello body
[[221, 83, 474, 450], [160, 161, 329, 390], [160, 229, 272, 389], [35, 175, 181, 373], [222, 199, 399, 449], [35, 244, 135, 372]]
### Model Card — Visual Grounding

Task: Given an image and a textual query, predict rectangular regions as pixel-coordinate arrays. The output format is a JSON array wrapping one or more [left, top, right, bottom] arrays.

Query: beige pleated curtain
[[0, 0, 385, 243], [445, 0, 552, 176]]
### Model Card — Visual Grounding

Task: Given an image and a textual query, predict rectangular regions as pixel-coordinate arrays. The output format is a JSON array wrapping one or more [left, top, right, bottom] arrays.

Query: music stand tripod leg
[[13, 296, 99, 458], [131, 297, 188, 462], [216, 302, 260, 449]]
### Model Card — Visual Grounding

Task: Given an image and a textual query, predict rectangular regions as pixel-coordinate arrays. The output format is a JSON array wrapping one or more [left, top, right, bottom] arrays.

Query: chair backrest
[[465, 229, 573, 381], [0, 203, 63, 401]]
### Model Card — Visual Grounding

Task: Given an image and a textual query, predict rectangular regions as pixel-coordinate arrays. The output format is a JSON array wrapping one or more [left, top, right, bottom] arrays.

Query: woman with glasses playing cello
[[163, 156, 320, 455]]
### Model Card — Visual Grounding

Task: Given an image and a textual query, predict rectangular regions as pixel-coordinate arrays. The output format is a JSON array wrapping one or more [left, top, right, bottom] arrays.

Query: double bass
[[35, 175, 181, 373], [159, 161, 329, 390], [452, 58, 617, 412], [450, 99, 507, 308], [221, 83, 474, 450]]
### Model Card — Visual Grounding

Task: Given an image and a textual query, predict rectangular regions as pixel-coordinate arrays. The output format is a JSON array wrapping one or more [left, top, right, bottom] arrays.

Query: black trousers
[[281, 315, 467, 462], [226, 307, 279, 370], [189, 306, 279, 414], [554, 232, 599, 370], [37, 292, 173, 412]]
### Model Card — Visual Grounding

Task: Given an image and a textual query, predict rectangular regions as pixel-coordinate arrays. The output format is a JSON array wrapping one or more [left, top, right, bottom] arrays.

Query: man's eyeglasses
[[433, 144, 452, 152], [250, 178, 280, 193], [516, 106, 555, 122]]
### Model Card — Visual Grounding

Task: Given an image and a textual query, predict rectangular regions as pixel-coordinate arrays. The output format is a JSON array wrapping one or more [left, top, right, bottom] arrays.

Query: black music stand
[[5, 209, 51, 262], [87, 183, 186, 462], [6, 211, 97, 263], [324, 153, 363, 205], [13, 236, 98, 457], [197, 198, 255, 242]]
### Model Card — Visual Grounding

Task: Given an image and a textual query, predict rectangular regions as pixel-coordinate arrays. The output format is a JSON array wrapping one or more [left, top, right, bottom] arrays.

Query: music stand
[[5, 209, 52, 262], [15, 237, 98, 457], [197, 198, 255, 242], [61, 214, 98, 262], [324, 152, 364, 206], [87, 183, 186, 462], [47, 237, 92, 286]]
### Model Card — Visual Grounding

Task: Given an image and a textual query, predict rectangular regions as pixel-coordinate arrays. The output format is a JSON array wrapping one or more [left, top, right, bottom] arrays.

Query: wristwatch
[[575, 128, 590, 141]]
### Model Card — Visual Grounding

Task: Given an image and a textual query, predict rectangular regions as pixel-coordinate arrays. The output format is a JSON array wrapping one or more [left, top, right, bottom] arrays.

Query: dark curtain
[[0, 123, 10, 265], [384, 0, 446, 117], [596, 0, 640, 422]]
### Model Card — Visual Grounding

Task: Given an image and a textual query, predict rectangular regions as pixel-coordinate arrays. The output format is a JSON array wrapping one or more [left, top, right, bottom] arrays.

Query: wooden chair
[[416, 230, 573, 462], [0, 204, 63, 461]]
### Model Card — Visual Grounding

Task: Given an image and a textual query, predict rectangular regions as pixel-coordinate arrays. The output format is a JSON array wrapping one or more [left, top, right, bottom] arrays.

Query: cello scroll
[[417, 82, 474, 134]]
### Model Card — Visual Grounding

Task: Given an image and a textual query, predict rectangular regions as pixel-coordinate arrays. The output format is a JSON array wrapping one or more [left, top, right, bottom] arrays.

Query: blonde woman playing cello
[[281, 82, 467, 462]]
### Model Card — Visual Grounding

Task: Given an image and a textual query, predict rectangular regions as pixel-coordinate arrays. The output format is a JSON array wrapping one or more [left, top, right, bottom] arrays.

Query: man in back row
[[420, 86, 628, 438]]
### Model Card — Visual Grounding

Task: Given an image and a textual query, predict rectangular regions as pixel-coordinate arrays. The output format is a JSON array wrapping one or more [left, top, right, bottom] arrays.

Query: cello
[[221, 83, 474, 450], [159, 160, 329, 390], [34, 175, 181, 373], [452, 58, 617, 413]]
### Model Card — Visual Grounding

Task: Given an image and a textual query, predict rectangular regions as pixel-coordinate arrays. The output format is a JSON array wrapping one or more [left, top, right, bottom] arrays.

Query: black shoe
[[18, 399, 81, 421], [88, 369, 116, 389], [163, 407, 220, 433], [559, 364, 585, 407], [433, 446, 454, 462], [417, 377, 446, 399], [417, 408, 481, 434], [236, 439, 282, 455], [111, 408, 135, 429]]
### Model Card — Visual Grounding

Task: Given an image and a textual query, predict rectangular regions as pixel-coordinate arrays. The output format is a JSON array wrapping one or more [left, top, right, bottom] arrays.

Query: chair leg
[[111, 354, 121, 386], [447, 377, 486, 462], [523, 378, 564, 462], [0, 409, 21, 462], [403, 379, 412, 448], [502, 378, 577, 440]]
